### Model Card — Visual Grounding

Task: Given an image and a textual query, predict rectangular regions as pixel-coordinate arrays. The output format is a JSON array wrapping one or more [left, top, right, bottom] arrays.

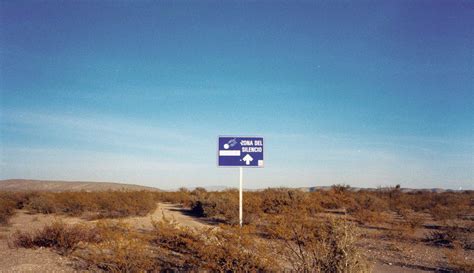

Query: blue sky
[[1, 1, 473, 189]]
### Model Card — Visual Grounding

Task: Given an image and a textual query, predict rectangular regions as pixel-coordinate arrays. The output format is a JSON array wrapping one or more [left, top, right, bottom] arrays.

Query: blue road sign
[[218, 136, 264, 167]]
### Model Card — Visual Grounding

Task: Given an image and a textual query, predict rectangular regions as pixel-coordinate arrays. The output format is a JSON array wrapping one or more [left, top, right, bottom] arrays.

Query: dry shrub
[[28, 193, 58, 214], [347, 188, 474, 230], [260, 188, 323, 217], [0, 191, 40, 224], [385, 215, 420, 240], [243, 192, 265, 223], [189, 190, 263, 225], [401, 191, 435, 212], [268, 211, 371, 272], [446, 244, 474, 272], [425, 230, 457, 248], [191, 190, 238, 222], [0, 197, 16, 225], [156, 187, 194, 207], [383, 210, 424, 240], [11, 219, 154, 272], [151, 215, 203, 269], [17, 220, 156, 272], [349, 194, 388, 225], [351, 210, 385, 225], [424, 224, 473, 250], [151, 216, 277, 271], [53, 192, 93, 216], [26, 191, 157, 219], [200, 224, 277, 271], [81, 237, 154, 272], [315, 186, 357, 210], [93, 191, 157, 218], [77, 221, 154, 272], [398, 209, 424, 231], [190, 200, 206, 217], [162, 187, 473, 228], [1, 191, 35, 207], [13, 216, 275, 272], [382, 190, 473, 222], [11, 220, 100, 255], [430, 205, 454, 222], [260, 188, 305, 214], [189, 188, 324, 225], [432, 192, 472, 219]]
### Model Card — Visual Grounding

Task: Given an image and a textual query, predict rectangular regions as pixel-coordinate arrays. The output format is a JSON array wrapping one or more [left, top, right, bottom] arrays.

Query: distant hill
[[0, 179, 161, 192]]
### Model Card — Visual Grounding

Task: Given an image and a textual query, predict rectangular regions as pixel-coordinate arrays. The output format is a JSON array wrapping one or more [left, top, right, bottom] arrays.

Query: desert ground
[[1, 203, 438, 273], [0, 181, 472, 272]]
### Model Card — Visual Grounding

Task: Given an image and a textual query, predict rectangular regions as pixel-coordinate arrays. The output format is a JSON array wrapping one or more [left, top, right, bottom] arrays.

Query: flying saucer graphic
[[223, 138, 238, 149]]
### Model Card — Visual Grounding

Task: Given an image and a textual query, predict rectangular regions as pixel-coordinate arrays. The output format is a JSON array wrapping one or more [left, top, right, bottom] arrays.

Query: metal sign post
[[217, 136, 264, 227], [239, 167, 243, 227]]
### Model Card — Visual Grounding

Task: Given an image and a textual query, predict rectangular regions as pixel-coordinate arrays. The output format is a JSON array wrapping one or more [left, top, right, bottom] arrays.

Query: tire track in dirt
[[122, 202, 212, 231]]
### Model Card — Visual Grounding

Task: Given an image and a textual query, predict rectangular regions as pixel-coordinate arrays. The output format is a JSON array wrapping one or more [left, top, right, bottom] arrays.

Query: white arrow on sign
[[242, 154, 253, 165]]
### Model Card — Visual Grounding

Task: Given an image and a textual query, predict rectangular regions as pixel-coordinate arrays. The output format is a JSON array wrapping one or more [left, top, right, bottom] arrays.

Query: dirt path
[[122, 202, 212, 231]]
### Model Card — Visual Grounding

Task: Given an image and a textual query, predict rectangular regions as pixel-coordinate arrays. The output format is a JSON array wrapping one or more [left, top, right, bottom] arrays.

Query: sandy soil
[[0, 212, 82, 273], [359, 219, 473, 272], [122, 202, 211, 231]]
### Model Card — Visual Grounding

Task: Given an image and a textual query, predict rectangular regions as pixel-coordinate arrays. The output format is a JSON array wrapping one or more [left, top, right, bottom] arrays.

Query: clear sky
[[1, 1, 473, 190]]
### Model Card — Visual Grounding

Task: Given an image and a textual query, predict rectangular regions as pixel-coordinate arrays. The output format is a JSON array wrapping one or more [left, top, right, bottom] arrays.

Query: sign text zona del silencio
[[218, 136, 264, 227], [218, 136, 264, 167]]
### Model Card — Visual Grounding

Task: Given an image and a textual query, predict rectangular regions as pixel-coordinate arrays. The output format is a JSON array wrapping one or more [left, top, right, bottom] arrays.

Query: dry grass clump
[[268, 211, 371, 272], [26, 191, 157, 219], [11, 220, 100, 255]]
